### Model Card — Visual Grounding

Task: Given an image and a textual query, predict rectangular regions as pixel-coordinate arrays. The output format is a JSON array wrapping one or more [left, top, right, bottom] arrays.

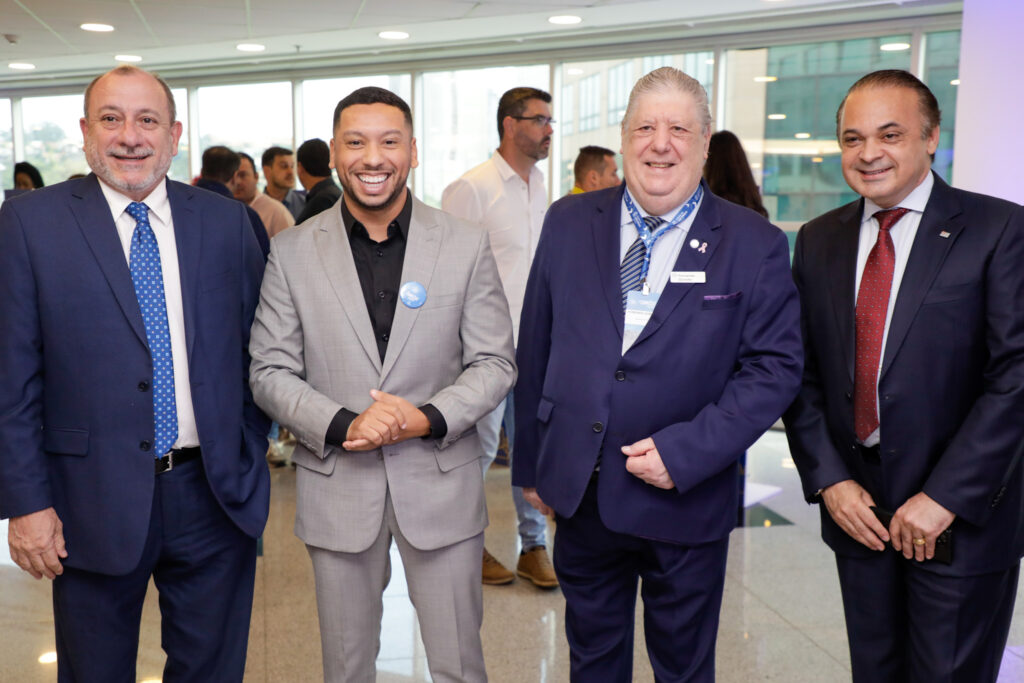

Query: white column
[[951, 0, 1024, 204]]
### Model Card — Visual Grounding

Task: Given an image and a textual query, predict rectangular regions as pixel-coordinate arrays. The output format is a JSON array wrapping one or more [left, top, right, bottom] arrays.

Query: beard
[[339, 169, 409, 215], [84, 137, 173, 197]]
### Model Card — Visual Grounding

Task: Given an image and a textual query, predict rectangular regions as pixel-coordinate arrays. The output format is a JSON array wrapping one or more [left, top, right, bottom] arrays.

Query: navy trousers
[[51, 458, 257, 683], [554, 477, 730, 682]]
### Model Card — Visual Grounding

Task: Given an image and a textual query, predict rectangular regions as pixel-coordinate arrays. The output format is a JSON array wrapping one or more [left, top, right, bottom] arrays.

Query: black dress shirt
[[324, 194, 447, 448]]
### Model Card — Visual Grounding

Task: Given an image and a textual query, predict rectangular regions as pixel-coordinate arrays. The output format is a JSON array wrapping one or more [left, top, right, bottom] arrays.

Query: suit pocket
[[291, 444, 337, 476], [43, 428, 89, 456], [434, 443, 479, 472], [421, 292, 463, 310], [922, 281, 979, 305], [199, 269, 236, 293], [537, 398, 554, 424], [701, 292, 743, 309]]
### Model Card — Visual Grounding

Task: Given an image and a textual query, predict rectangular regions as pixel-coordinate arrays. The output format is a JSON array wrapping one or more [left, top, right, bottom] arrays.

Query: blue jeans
[[478, 392, 547, 549]]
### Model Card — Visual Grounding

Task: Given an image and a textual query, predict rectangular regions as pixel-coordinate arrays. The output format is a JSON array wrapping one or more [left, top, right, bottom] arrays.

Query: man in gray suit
[[249, 87, 515, 682]]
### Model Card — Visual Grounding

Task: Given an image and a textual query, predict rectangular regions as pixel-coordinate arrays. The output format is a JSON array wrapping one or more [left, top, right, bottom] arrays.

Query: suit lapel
[[593, 186, 628, 338], [69, 174, 148, 347], [380, 197, 440, 384], [166, 180, 201, 359], [827, 201, 862, 382], [880, 175, 963, 378], [315, 204, 383, 374]]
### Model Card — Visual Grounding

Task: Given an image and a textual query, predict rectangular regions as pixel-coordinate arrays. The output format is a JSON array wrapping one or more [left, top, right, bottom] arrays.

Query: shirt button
[[592, 422, 604, 433], [140, 440, 152, 452], [615, 371, 626, 381], [138, 380, 150, 392], [377, 290, 386, 299], [382, 333, 389, 342], [376, 249, 384, 257]]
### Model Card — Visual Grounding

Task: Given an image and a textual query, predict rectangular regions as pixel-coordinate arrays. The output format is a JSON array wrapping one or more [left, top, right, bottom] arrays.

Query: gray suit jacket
[[249, 194, 516, 553]]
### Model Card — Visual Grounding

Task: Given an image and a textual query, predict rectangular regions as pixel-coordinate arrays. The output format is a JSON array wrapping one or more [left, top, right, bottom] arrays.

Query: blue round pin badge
[[399, 281, 427, 309]]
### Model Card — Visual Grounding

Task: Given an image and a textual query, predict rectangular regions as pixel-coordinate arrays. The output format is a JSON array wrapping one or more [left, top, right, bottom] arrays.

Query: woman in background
[[704, 130, 768, 219], [13, 161, 45, 190]]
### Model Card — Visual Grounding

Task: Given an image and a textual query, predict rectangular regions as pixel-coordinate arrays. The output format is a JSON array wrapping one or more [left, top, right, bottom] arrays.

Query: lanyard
[[623, 184, 703, 290]]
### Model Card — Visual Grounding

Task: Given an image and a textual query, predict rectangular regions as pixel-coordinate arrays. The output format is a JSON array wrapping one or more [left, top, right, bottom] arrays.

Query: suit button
[[592, 422, 604, 433], [845, 392, 852, 400], [377, 290, 386, 299], [139, 440, 152, 452], [615, 370, 626, 381], [138, 380, 150, 392]]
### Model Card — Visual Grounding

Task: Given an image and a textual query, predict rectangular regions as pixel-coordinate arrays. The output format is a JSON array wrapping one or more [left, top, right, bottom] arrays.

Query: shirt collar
[[97, 174, 171, 225], [341, 189, 412, 241], [491, 150, 542, 184], [620, 185, 702, 228], [862, 171, 934, 224]]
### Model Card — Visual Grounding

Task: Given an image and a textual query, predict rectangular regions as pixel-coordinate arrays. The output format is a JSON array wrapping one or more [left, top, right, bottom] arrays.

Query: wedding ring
[[912, 537, 926, 546]]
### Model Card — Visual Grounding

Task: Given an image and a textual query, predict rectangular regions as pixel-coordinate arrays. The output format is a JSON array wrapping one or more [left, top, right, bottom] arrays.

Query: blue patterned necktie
[[620, 215, 665, 308], [126, 201, 178, 457]]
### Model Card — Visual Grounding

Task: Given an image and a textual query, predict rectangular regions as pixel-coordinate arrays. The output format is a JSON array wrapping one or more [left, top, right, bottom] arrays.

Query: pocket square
[[703, 291, 742, 301]]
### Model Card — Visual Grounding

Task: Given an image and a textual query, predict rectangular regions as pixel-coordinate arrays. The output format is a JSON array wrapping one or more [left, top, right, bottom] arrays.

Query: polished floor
[[3, 430, 1024, 682]]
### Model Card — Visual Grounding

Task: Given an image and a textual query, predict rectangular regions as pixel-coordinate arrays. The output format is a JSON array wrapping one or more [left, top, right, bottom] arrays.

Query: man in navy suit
[[513, 67, 803, 681], [0, 65, 269, 681], [784, 70, 1024, 682]]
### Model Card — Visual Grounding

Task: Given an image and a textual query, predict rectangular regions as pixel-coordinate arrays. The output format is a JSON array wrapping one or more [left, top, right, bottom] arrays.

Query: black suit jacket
[[784, 173, 1024, 576], [296, 177, 341, 225]]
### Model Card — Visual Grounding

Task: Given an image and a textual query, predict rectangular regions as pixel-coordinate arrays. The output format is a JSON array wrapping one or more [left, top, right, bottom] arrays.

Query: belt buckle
[[156, 451, 174, 475]]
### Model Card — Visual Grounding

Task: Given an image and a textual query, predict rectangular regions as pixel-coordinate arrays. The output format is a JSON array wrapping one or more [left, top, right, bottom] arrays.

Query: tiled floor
[[3, 430, 1024, 681]]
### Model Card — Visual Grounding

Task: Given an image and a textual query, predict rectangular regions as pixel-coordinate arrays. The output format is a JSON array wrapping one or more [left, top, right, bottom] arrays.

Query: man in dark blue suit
[[784, 70, 1024, 682], [0, 65, 269, 681], [513, 67, 803, 681]]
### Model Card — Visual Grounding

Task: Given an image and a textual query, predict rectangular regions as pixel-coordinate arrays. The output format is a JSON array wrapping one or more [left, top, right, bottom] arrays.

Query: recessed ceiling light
[[115, 54, 142, 63], [236, 43, 265, 52], [767, 113, 786, 120], [38, 652, 57, 664], [950, 78, 960, 86], [795, 132, 811, 139], [378, 31, 410, 40], [8, 62, 36, 70], [81, 23, 114, 32], [567, 67, 584, 75], [811, 157, 824, 163], [549, 15, 582, 25], [754, 76, 778, 82], [880, 42, 911, 52], [705, 58, 715, 65]]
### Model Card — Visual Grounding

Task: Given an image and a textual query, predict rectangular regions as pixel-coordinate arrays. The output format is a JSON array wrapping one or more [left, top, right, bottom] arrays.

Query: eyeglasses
[[510, 115, 556, 127]]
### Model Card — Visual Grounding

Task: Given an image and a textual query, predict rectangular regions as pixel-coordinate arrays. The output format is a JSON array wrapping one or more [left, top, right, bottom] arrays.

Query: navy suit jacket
[[784, 174, 1024, 576], [0, 174, 270, 575], [512, 181, 803, 545]]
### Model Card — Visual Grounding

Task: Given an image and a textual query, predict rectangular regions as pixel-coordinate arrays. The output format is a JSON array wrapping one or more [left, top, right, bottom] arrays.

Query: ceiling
[[0, 0, 961, 89]]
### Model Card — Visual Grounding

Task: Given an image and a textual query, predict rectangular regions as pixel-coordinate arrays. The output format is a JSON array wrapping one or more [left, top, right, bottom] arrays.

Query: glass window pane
[[558, 52, 714, 196], [168, 88, 190, 183], [303, 75, 411, 145], [723, 34, 913, 223], [923, 30, 961, 183], [20, 94, 88, 185], [418, 64, 549, 208], [0, 99, 12, 191], [197, 82, 292, 170]]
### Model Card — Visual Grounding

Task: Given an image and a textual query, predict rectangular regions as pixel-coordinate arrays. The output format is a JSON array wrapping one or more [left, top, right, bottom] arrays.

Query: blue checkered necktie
[[126, 201, 178, 457], [620, 215, 665, 308]]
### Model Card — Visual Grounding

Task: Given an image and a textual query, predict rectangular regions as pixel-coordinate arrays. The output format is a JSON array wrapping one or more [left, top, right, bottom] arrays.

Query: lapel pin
[[939, 230, 951, 239], [689, 238, 700, 249], [698, 242, 708, 253], [399, 281, 427, 309]]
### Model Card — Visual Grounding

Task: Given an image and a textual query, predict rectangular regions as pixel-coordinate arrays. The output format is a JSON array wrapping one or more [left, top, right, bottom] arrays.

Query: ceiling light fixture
[[38, 652, 57, 664], [950, 78, 960, 86], [236, 43, 265, 52], [767, 113, 786, 120], [549, 15, 582, 25], [80, 23, 114, 32], [811, 157, 824, 163], [754, 76, 778, 82], [115, 54, 142, 63], [8, 62, 35, 70], [880, 42, 910, 52], [795, 132, 811, 139], [378, 31, 410, 40]]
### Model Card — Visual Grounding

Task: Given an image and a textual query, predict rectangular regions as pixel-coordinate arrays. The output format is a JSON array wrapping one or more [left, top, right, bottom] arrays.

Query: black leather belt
[[156, 446, 201, 474]]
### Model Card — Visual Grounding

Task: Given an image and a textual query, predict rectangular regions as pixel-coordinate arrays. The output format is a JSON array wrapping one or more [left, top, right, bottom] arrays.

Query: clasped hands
[[343, 389, 430, 451], [524, 436, 675, 518], [821, 479, 955, 562]]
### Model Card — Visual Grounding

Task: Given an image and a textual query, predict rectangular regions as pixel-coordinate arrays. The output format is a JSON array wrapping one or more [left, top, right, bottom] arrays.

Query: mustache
[[106, 146, 154, 158]]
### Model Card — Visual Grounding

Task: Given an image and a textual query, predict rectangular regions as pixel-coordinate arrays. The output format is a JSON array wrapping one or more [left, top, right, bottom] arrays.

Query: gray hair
[[621, 67, 711, 135]]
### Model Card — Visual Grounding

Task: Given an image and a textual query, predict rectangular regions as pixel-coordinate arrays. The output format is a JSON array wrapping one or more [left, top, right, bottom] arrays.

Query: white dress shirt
[[98, 178, 200, 450], [441, 151, 547, 343], [853, 171, 934, 446]]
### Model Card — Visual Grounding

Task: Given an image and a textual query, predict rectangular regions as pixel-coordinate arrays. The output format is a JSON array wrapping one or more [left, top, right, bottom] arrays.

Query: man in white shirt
[[234, 151, 295, 238], [442, 87, 556, 588]]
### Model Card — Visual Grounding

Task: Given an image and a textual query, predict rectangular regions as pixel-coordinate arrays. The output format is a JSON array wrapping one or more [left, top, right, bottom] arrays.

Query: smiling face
[[331, 102, 418, 221], [621, 88, 709, 216], [839, 85, 939, 208], [80, 70, 181, 201]]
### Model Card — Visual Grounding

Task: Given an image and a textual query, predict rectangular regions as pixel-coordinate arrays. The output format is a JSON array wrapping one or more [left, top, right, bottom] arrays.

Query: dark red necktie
[[853, 207, 910, 441]]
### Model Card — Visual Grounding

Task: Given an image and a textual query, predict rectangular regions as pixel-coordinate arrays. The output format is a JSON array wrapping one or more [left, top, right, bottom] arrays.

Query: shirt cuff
[[419, 403, 447, 441], [325, 408, 359, 449]]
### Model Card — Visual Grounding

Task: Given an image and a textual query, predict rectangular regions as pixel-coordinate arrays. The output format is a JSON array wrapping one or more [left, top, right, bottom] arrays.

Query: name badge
[[670, 271, 706, 284], [623, 290, 659, 354]]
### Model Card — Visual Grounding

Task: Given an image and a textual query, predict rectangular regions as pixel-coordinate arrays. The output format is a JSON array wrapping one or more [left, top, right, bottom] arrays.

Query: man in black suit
[[785, 69, 1024, 682], [295, 137, 341, 224]]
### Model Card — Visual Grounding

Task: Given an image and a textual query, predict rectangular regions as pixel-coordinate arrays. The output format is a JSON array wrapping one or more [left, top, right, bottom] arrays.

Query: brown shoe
[[482, 547, 515, 585], [517, 545, 558, 588]]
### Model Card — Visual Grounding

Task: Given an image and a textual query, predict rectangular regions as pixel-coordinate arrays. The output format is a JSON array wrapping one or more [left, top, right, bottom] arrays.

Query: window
[[168, 89, 190, 183], [606, 62, 633, 126], [417, 64, 549, 208], [0, 99, 12, 191], [578, 74, 600, 133], [923, 30, 961, 183], [302, 74, 412, 145], [561, 83, 575, 136], [19, 94, 88, 185], [197, 82, 292, 176], [642, 55, 673, 73]]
